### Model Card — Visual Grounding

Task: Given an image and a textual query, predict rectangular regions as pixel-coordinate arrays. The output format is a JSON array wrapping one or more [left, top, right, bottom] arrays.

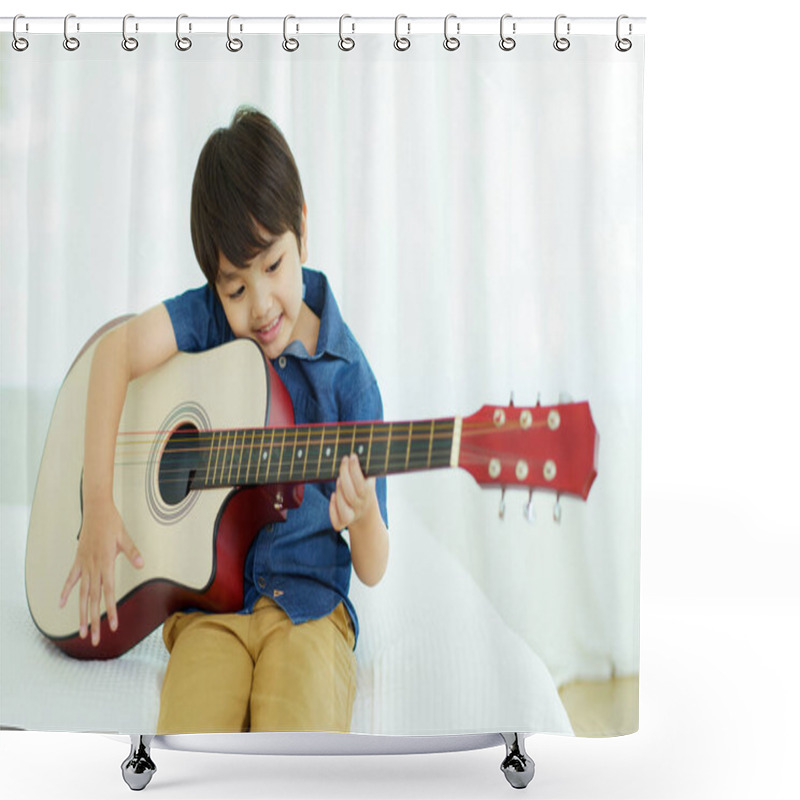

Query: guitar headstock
[[457, 400, 598, 503]]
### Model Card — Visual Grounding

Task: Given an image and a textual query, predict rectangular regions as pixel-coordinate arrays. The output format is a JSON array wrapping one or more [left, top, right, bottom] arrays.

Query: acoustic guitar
[[26, 320, 598, 659]]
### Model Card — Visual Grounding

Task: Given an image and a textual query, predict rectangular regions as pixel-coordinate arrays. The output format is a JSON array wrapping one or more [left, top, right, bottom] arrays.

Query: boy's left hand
[[329, 453, 376, 532]]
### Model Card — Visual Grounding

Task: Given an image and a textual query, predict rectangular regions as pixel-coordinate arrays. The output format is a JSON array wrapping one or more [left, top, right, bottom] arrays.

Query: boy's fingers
[[89, 580, 102, 646], [102, 571, 118, 632], [120, 531, 144, 568], [329, 492, 344, 532], [60, 562, 81, 607], [349, 453, 366, 493], [335, 485, 354, 528], [338, 459, 358, 506], [79, 575, 89, 639]]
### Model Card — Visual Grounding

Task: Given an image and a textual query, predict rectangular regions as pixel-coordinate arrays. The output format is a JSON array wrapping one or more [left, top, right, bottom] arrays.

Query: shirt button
[[278, 356, 287, 369], [257, 576, 267, 590]]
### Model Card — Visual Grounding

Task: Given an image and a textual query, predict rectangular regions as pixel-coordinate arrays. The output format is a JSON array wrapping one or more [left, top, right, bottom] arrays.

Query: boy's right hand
[[59, 501, 144, 647]]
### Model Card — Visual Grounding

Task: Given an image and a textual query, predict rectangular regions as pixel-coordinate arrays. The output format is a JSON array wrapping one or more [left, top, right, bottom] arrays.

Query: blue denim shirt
[[163, 267, 388, 646]]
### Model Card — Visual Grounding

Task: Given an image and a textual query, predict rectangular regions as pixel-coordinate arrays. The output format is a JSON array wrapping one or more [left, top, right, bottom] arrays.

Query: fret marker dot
[[358, 445, 364, 455], [326, 447, 332, 457], [297, 449, 303, 459], [262, 451, 268, 461]]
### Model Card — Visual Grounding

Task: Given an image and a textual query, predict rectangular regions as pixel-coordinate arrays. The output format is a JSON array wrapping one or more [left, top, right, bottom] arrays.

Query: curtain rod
[[3, 16, 646, 37]]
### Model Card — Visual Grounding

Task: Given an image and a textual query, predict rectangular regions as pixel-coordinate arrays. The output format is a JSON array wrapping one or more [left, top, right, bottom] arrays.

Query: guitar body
[[25, 326, 299, 660], [25, 320, 598, 661]]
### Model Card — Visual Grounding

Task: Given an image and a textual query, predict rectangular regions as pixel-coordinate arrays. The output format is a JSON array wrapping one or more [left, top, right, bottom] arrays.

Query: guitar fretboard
[[189, 418, 457, 490]]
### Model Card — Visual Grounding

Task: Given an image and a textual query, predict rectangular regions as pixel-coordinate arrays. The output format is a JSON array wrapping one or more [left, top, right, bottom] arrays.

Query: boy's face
[[215, 210, 310, 361]]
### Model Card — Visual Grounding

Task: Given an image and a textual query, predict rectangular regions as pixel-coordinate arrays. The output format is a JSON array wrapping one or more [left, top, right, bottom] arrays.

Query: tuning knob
[[524, 490, 536, 523], [499, 488, 507, 520]]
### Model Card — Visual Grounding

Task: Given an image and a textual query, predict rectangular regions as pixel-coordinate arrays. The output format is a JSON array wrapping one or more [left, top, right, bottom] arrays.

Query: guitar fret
[[384, 422, 393, 474], [366, 423, 374, 477], [427, 419, 435, 468], [266, 428, 276, 483], [288, 428, 297, 482], [405, 422, 413, 471], [301, 426, 311, 481], [244, 428, 254, 484], [256, 428, 266, 483]]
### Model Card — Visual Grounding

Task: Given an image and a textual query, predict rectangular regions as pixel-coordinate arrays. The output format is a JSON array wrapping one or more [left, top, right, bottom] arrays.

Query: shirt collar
[[281, 267, 357, 362]]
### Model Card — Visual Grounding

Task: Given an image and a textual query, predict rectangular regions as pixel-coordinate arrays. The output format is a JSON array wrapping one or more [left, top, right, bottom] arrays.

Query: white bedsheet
[[1, 501, 572, 737]]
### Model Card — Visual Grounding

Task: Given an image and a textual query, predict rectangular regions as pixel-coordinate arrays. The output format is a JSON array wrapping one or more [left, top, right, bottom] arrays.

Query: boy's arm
[[330, 454, 389, 586], [60, 303, 178, 647]]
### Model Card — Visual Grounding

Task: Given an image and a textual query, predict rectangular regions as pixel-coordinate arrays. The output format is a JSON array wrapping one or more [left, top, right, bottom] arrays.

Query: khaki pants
[[157, 597, 356, 734]]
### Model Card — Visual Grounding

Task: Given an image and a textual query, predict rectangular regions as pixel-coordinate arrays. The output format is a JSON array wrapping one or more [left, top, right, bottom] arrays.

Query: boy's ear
[[300, 204, 309, 263]]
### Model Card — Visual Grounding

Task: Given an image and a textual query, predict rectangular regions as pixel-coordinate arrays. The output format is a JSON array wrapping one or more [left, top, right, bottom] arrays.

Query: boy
[[59, 107, 389, 734]]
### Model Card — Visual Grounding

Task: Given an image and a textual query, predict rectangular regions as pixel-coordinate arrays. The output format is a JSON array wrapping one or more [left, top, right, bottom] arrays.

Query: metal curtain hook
[[553, 14, 570, 51], [283, 15, 299, 51], [12, 14, 29, 51], [63, 13, 80, 51], [615, 14, 632, 51], [176, 14, 192, 51], [394, 14, 411, 51], [226, 15, 243, 52], [339, 14, 355, 51], [122, 14, 139, 51], [500, 13, 516, 51], [443, 13, 460, 51]]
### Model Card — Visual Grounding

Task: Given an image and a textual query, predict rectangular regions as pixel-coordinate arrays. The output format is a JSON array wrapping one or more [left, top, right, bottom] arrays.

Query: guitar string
[[112, 417, 547, 449], [110, 426, 555, 486], [109, 419, 544, 465]]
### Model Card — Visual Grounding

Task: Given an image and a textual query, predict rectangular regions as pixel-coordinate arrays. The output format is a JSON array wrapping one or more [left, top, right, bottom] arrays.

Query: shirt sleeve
[[163, 284, 234, 353], [339, 369, 389, 530]]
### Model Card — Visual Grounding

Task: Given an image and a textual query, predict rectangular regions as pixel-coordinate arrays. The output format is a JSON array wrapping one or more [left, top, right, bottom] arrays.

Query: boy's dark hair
[[191, 107, 305, 286]]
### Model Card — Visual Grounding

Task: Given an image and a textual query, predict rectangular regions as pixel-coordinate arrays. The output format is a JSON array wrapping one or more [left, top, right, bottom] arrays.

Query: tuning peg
[[553, 494, 562, 524], [524, 490, 536, 523], [509, 391, 515, 407], [535, 392, 541, 407], [499, 488, 506, 520]]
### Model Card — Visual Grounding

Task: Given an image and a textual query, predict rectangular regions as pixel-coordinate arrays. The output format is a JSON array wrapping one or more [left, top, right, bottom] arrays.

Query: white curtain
[[1, 29, 642, 734]]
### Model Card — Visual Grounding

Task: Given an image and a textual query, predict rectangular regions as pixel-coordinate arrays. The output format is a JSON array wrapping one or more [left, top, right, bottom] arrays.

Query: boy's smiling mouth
[[254, 314, 283, 345]]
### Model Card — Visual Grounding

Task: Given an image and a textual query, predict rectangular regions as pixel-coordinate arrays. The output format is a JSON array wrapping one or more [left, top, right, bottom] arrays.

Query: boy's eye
[[228, 286, 244, 300], [267, 257, 282, 273]]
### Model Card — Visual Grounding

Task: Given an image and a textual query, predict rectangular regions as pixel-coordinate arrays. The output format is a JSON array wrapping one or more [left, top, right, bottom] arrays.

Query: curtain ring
[[176, 14, 192, 51], [122, 14, 139, 51], [282, 15, 299, 51], [615, 15, 632, 52], [553, 14, 570, 51], [12, 15, 29, 52], [443, 14, 460, 51], [226, 15, 243, 52], [499, 14, 516, 51], [394, 14, 411, 51], [338, 15, 355, 51], [63, 13, 80, 51]]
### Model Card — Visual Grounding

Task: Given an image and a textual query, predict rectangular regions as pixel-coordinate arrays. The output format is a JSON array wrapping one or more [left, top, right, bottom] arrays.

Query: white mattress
[[1, 500, 572, 737]]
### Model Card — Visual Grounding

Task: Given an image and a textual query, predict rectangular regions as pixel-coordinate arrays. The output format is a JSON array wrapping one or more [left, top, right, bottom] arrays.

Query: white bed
[[1, 497, 572, 739]]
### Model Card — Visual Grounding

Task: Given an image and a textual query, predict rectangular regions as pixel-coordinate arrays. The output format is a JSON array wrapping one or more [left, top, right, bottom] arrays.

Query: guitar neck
[[190, 418, 460, 491]]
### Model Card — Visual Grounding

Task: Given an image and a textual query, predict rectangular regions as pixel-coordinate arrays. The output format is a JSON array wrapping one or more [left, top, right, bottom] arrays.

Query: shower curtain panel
[[1, 18, 643, 743]]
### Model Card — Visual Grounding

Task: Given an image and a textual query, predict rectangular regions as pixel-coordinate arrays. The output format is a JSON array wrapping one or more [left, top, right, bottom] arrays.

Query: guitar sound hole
[[158, 423, 202, 506]]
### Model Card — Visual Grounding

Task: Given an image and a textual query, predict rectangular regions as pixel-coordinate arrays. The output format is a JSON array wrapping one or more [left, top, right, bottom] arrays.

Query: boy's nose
[[251, 288, 273, 319]]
